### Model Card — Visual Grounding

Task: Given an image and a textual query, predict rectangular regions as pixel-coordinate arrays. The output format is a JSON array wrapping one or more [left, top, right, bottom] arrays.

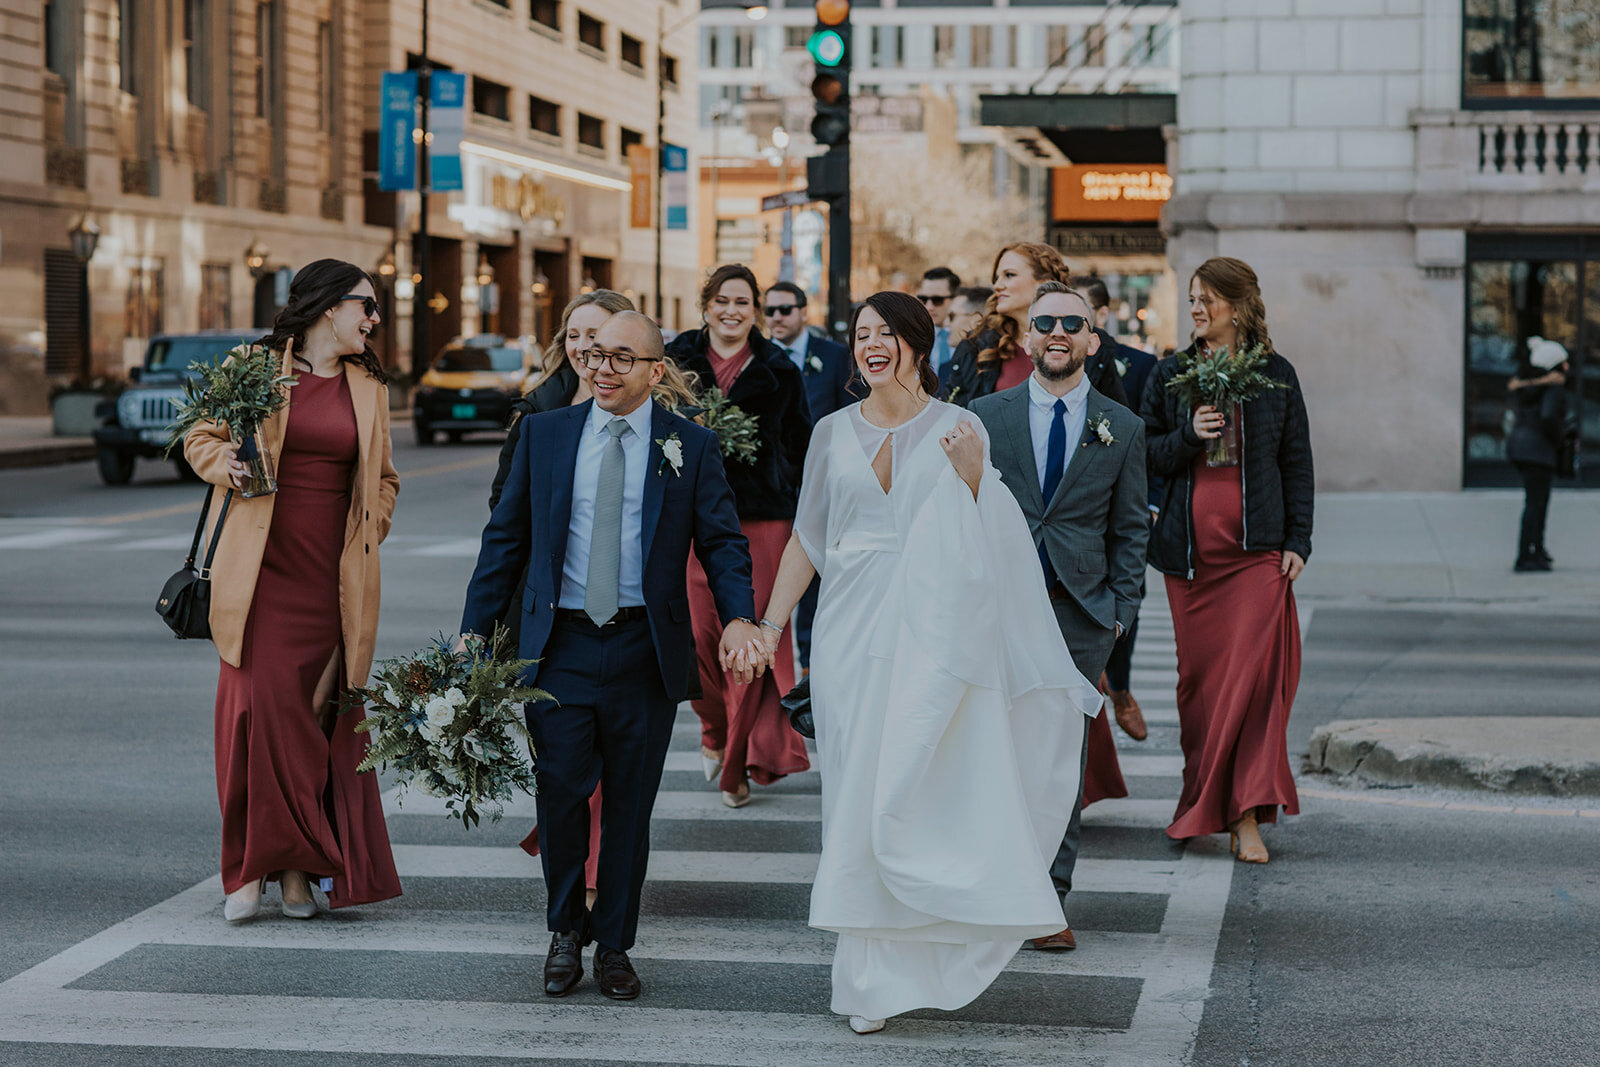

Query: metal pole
[[653, 5, 664, 323], [78, 262, 91, 378], [826, 24, 851, 341], [411, 0, 432, 378]]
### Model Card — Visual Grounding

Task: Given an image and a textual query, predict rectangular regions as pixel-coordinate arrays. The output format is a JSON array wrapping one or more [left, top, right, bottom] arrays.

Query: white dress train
[[795, 400, 1101, 1021]]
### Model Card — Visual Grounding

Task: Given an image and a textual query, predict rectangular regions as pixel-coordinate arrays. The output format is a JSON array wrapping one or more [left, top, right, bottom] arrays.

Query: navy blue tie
[[1039, 398, 1067, 587]]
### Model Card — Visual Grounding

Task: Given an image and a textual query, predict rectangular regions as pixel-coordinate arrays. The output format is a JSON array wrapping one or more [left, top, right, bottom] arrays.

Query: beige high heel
[[223, 877, 266, 923]]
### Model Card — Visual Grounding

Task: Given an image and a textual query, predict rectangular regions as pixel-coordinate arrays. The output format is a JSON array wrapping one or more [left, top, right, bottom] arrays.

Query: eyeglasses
[[1030, 314, 1089, 335], [339, 294, 380, 317], [764, 304, 801, 316], [581, 346, 663, 373], [917, 294, 951, 307]]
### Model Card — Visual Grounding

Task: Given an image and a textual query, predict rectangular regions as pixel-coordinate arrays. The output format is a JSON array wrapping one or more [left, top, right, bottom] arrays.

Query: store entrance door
[[1465, 234, 1597, 488]]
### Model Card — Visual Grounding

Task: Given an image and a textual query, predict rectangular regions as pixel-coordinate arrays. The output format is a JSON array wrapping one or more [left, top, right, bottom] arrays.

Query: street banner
[[429, 71, 467, 193], [663, 143, 688, 231], [627, 144, 652, 228], [378, 72, 417, 191]]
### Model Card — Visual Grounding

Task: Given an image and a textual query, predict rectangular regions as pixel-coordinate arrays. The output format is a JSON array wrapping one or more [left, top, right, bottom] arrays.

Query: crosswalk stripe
[[111, 534, 193, 551], [0, 528, 120, 549], [403, 537, 484, 557]]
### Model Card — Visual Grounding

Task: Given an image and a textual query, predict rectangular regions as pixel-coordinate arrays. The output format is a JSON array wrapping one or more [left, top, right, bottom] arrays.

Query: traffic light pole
[[826, 144, 850, 340], [411, 0, 431, 378]]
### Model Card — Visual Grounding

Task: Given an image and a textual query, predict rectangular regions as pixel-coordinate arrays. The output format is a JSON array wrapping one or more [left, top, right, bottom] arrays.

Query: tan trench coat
[[183, 347, 399, 685]]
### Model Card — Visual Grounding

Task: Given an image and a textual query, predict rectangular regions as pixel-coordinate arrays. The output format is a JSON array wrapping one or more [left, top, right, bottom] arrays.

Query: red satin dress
[[688, 345, 809, 794], [1164, 456, 1301, 840], [213, 372, 401, 906]]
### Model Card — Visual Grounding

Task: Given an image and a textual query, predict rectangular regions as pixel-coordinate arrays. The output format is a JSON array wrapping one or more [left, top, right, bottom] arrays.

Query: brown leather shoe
[[595, 946, 641, 1000], [1110, 690, 1148, 741], [1031, 926, 1076, 951]]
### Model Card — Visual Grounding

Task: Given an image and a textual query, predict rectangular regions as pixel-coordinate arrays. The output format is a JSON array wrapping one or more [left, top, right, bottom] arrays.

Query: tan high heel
[[1227, 812, 1269, 864]]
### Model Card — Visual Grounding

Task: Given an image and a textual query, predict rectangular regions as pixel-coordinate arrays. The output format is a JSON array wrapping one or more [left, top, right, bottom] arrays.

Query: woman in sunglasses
[[943, 242, 1127, 410], [182, 258, 402, 922], [1141, 256, 1313, 865], [664, 263, 813, 808]]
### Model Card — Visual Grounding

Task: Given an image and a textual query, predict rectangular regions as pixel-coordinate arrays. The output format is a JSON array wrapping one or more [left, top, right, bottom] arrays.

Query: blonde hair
[[1192, 257, 1274, 355], [978, 242, 1070, 365], [535, 289, 636, 381]]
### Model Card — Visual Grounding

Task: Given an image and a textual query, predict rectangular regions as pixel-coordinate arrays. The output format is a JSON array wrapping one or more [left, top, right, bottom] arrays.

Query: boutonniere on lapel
[[1090, 414, 1116, 447], [806, 353, 824, 374], [656, 432, 684, 477]]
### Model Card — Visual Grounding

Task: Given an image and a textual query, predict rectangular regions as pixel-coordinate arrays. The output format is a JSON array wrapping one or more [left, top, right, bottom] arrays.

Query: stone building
[[1168, 0, 1600, 490]]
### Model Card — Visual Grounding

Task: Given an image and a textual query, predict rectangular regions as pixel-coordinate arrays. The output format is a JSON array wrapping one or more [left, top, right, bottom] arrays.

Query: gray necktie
[[585, 418, 630, 625]]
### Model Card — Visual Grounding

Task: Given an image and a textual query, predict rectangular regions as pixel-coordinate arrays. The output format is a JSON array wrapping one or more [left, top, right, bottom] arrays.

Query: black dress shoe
[[594, 946, 641, 1000], [544, 931, 585, 996], [1513, 556, 1552, 573]]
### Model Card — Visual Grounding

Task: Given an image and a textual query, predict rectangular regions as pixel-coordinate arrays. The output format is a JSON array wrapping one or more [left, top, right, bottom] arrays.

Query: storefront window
[[1465, 236, 1596, 487], [1463, 0, 1600, 106]]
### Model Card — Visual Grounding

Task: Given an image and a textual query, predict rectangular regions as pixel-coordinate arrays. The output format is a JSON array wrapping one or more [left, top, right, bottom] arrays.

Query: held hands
[[1192, 405, 1226, 441], [718, 620, 770, 685], [939, 420, 984, 494], [1280, 550, 1306, 581]]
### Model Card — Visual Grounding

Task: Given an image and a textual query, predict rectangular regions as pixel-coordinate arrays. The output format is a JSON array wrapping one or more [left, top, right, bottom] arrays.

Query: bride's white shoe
[[700, 747, 724, 782], [223, 878, 265, 923], [849, 1016, 885, 1034]]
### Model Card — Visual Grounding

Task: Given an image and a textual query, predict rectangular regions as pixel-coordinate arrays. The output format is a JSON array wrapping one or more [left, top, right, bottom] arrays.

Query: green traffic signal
[[807, 29, 845, 67]]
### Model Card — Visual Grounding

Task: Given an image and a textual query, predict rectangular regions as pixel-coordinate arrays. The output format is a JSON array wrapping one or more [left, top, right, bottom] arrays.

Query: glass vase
[[232, 424, 278, 497], [1205, 408, 1240, 468]]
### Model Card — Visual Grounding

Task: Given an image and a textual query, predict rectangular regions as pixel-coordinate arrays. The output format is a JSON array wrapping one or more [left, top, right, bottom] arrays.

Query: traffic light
[[807, 0, 850, 151]]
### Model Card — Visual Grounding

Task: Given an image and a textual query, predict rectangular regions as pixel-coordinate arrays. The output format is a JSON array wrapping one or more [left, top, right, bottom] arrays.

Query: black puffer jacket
[[944, 327, 1128, 410], [1140, 346, 1314, 578], [1504, 381, 1568, 470], [487, 362, 580, 511], [665, 327, 813, 521]]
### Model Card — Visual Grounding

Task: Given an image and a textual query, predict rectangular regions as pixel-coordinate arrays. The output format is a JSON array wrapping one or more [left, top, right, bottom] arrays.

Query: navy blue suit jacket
[[460, 400, 756, 702], [794, 335, 856, 420], [1110, 340, 1163, 511]]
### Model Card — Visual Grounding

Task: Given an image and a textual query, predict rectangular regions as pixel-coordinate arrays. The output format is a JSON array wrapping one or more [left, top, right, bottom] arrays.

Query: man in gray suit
[[971, 280, 1149, 951]]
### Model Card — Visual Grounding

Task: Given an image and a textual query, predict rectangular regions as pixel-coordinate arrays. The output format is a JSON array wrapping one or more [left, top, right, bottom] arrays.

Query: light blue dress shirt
[[777, 328, 810, 372], [1028, 372, 1091, 497], [559, 398, 654, 610]]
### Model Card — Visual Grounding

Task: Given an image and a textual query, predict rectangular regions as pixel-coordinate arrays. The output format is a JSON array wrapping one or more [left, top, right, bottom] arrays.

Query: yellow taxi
[[412, 335, 536, 445]]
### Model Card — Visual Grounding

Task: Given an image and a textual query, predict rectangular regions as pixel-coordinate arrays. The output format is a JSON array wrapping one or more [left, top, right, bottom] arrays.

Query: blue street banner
[[429, 71, 467, 193], [663, 143, 688, 231], [377, 71, 417, 191]]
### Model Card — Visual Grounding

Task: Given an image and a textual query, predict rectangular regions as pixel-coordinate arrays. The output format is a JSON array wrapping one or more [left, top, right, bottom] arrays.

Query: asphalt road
[[1, 431, 1596, 1066]]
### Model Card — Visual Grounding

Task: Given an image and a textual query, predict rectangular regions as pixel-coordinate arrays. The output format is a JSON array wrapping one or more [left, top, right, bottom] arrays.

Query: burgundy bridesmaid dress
[[213, 372, 402, 906], [1164, 453, 1301, 841]]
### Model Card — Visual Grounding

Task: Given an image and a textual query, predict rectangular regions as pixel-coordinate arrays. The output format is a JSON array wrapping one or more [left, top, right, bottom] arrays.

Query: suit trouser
[[524, 615, 675, 952], [1048, 598, 1117, 910]]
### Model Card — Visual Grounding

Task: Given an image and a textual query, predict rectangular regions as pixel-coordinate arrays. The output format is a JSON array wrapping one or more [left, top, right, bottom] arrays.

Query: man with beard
[[971, 280, 1148, 951]]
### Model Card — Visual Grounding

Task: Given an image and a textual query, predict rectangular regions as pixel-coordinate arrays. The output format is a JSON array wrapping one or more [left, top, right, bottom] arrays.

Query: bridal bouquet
[[165, 342, 294, 497], [1165, 343, 1285, 466], [698, 386, 761, 463], [346, 629, 546, 828]]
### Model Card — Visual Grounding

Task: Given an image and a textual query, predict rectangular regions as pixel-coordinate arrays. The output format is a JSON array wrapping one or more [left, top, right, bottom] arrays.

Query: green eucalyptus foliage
[[165, 344, 295, 455], [699, 385, 762, 463], [345, 628, 548, 829], [1166, 343, 1286, 412]]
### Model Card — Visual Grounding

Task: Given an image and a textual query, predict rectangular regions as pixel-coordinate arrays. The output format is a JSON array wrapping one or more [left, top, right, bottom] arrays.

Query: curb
[[1307, 717, 1600, 798], [0, 441, 97, 470]]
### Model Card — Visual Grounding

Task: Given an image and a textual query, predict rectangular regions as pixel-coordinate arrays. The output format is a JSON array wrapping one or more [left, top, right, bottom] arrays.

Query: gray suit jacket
[[972, 381, 1149, 640]]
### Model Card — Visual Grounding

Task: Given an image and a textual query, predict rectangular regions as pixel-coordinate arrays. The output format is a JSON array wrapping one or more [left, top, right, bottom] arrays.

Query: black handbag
[[156, 485, 233, 640], [780, 675, 814, 739]]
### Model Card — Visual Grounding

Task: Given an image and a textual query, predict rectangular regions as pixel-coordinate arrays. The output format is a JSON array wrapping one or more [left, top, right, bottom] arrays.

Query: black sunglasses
[[764, 304, 801, 316], [918, 294, 950, 306], [339, 294, 380, 317], [1030, 314, 1089, 335]]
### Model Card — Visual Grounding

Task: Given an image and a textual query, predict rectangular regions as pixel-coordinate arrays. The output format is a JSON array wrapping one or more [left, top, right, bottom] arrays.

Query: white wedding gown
[[796, 400, 1101, 1021]]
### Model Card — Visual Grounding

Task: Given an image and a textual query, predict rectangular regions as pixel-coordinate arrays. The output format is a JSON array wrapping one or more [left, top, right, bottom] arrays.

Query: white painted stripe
[[383, 787, 823, 823], [390, 844, 1186, 895], [111, 534, 194, 551], [0, 528, 120, 549], [405, 537, 485, 557], [1081, 798, 1175, 829], [1115, 754, 1185, 777], [660, 750, 821, 777], [1126, 841, 1236, 1054]]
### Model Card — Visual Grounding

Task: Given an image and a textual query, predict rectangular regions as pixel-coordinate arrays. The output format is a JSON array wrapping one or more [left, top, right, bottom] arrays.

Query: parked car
[[412, 335, 535, 445], [92, 329, 258, 485]]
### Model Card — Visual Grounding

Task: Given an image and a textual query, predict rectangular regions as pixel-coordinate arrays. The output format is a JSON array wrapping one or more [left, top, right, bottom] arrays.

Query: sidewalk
[[0, 417, 95, 469]]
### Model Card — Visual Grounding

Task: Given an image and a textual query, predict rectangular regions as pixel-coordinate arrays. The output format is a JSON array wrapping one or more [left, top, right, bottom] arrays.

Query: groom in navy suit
[[461, 311, 766, 1001]]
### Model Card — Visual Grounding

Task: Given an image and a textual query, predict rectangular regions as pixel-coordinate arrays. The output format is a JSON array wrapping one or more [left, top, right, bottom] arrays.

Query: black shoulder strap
[[184, 485, 215, 569], [197, 489, 234, 578]]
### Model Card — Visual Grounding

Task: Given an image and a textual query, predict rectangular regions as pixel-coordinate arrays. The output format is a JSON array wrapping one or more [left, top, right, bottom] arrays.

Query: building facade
[[1, 0, 388, 413], [1168, 0, 1600, 490]]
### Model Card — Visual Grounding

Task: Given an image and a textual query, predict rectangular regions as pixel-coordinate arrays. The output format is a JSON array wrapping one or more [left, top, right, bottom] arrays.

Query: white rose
[[444, 687, 467, 708], [382, 685, 401, 708], [663, 439, 684, 467]]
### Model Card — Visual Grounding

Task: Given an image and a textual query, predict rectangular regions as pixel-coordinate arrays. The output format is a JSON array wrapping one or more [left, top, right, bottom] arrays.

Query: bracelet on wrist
[[759, 617, 785, 633]]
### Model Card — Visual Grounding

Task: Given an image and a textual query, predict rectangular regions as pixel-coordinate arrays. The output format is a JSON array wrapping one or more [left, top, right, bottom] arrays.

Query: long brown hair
[[535, 289, 636, 381], [258, 258, 387, 383], [978, 242, 1070, 365], [698, 263, 766, 336], [850, 290, 940, 397], [1192, 257, 1274, 355]]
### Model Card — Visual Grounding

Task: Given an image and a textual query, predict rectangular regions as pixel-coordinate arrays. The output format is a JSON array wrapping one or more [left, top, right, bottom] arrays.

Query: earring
[[1232, 317, 1238, 325]]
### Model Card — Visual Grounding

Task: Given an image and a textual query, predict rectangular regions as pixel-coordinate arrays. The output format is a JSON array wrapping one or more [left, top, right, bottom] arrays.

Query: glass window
[[435, 346, 524, 372], [578, 11, 605, 52], [577, 112, 604, 150], [317, 20, 333, 130], [145, 332, 256, 373], [529, 94, 560, 137], [934, 25, 956, 68], [198, 264, 232, 331], [620, 33, 643, 69], [183, 0, 208, 106], [119, 0, 137, 94], [472, 75, 510, 121], [255, 1, 279, 119], [124, 261, 166, 340], [971, 26, 992, 68], [660, 52, 678, 87], [530, 0, 559, 31], [1464, 0, 1600, 105]]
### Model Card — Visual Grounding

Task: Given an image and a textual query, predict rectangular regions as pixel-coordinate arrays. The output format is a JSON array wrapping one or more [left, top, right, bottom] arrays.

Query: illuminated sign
[[488, 173, 567, 225], [1051, 165, 1171, 223]]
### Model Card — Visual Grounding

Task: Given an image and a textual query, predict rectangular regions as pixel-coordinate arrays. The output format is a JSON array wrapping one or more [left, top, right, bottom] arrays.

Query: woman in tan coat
[[184, 258, 401, 922]]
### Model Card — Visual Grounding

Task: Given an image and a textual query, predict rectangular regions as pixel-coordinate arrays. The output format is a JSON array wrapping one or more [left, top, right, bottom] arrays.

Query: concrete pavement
[[1308, 717, 1600, 797]]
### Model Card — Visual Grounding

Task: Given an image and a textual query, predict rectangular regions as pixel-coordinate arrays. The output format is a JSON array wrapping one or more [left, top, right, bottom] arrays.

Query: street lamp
[[67, 215, 99, 378], [655, 1, 765, 325], [244, 238, 270, 278]]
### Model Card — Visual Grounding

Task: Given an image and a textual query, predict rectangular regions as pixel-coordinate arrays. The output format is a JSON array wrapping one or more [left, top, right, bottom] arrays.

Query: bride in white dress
[[755, 291, 1101, 1032]]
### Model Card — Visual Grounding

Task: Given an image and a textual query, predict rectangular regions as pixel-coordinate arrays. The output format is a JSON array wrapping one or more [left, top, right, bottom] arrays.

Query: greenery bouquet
[[698, 385, 761, 464], [1165, 343, 1285, 466], [165, 342, 294, 496], [346, 628, 547, 828]]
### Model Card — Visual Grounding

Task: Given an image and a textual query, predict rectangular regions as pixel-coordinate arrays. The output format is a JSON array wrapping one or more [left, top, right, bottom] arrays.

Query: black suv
[[92, 330, 257, 484]]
